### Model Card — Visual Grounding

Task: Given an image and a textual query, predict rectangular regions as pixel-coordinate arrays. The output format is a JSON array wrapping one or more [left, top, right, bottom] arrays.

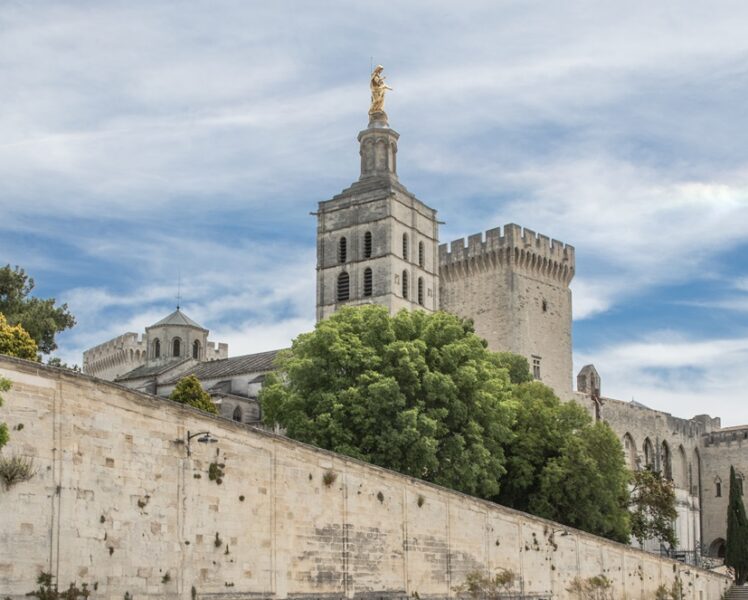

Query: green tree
[[494, 352, 533, 385], [261, 306, 515, 498], [0, 313, 39, 360], [496, 381, 631, 542], [0, 317, 39, 452], [170, 375, 217, 414], [726, 465, 748, 585], [0, 265, 76, 354], [629, 467, 678, 548]]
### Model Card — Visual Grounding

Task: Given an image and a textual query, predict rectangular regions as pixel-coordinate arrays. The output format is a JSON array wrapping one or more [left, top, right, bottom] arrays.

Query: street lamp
[[183, 430, 218, 456]]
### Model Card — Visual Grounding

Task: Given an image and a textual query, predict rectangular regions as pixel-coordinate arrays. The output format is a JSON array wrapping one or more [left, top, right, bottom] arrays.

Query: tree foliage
[[726, 465, 748, 585], [0, 377, 10, 452], [0, 315, 39, 453], [261, 306, 515, 498], [496, 381, 631, 542], [629, 467, 678, 547], [0, 265, 76, 354], [0, 312, 38, 361], [170, 375, 217, 414]]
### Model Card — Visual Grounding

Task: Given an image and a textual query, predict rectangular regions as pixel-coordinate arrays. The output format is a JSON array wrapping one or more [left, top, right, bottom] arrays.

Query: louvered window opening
[[363, 268, 373, 297], [402, 270, 409, 299], [418, 241, 425, 267], [338, 237, 347, 263], [337, 272, 350, 301], [364, 231, 372, 258], [402, 233, 409, 260], [418, 277, 424, 306]]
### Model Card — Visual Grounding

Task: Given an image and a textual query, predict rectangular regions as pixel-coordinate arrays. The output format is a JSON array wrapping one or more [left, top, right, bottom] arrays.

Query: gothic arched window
[[417, 277, 424, 306], [418, 241, 425, 268], [402, 233, 409, 260], [193, 339, 200, 360], [363, 268, 373, 297], [172, 338, 181, 357], [661, 441, 672, 481], [337, 272, 350, 301], [364, 231, 372, 258], [643, 438, 654, 468], [153, 338, 161, 359], [402, 270, 409, 299], [233, 406, 242, 422]]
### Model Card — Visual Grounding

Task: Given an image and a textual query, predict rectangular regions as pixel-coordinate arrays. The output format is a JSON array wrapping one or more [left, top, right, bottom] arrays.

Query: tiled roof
[[149, 309, 205, 330], [116, 358, 191, 381], [164, 349, 285, 383]]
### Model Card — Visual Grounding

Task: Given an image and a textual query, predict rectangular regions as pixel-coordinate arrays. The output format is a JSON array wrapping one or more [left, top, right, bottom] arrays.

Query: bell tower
[[315, 69, 439, 320]]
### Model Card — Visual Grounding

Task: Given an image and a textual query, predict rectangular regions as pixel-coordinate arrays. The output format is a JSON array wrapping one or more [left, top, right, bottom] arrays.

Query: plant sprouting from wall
[[208, 461, 225, 484], [25, 572, 91, 599], [566, 575, 613, 600], [453, 569, 516, 599], [322, 469, 337, 487], [0, 453, 35, 489]]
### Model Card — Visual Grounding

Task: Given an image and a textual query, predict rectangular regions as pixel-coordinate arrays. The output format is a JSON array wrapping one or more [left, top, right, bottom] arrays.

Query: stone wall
[[700, 426, 748, 556], [0, 356, 730, 599]]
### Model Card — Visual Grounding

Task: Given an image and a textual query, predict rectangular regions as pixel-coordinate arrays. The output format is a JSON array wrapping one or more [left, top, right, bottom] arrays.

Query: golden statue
[[369, 65, 392, 116]]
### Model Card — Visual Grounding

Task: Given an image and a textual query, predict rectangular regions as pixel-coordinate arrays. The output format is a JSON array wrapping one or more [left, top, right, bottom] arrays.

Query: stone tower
[[439, 225, 575, 397], [316, 109, 439, 320]]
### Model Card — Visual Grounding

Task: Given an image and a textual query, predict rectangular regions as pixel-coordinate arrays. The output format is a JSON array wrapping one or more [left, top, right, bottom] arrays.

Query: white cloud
[[575, 332, 748, 426]]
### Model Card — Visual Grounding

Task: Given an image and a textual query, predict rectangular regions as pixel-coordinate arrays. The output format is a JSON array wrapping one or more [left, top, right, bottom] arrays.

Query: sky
[[2, 1, 747, 425]]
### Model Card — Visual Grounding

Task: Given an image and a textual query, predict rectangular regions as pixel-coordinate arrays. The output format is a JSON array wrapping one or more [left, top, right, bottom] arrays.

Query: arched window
[[363, 267, 373, 297], [153, 338, 161, 359], [364, 231, 372, 258], [643, 438, 654, 468], [622, 433, 637, 470], [232, 406, 242, 422], [418, 241, 425, 267], [709, 538, 726, 558], [715, 476, 722, 497], [172, 338, 181, 357], [677, 445, 688, 489], [417, 277, 424, 306], [338, 237, 347, 263], [402, 270, 409, 299], [337, 272, 350, 301], [661, 441, 672, 480], [192, 339, 200, 360], [402, 233, 409, 260]]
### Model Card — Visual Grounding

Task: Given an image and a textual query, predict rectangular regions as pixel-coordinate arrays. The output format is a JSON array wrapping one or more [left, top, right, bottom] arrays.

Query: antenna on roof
[[177, 270, 181, 311]]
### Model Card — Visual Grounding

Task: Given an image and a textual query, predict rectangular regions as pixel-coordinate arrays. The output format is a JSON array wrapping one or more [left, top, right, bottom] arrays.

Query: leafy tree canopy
[[0, 265, 76, 354], [260, 305, 634, 543], [170, 375, 217, 414], [261, 306, 515, 498], [0, 315, 40, 452], [726, 465, 748, 585], [629, 467, 678, 547], [496, 381, 631, 542], [0, 313, 39, 361]]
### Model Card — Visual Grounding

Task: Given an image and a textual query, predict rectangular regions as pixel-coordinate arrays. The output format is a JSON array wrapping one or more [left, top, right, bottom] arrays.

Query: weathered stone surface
[[0, 356, 731, 599]]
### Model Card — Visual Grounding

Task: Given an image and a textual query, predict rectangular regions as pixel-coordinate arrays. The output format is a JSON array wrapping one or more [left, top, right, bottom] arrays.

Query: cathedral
[[83, 71, 747, 567]]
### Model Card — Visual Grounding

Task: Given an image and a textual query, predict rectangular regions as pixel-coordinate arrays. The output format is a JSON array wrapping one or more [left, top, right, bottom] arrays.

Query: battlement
[[439, 223, 575, 284], [703, 425, 748, 447], [82, 332, 147, 377], [206, 341, 229, 361]]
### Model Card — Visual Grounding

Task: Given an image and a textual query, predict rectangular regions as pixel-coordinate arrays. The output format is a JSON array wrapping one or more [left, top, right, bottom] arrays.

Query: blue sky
[[2, 1, 747, 425]]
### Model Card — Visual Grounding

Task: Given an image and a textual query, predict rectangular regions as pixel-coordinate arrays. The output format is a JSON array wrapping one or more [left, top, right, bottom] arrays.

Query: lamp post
[[183, 430, 218, 456]]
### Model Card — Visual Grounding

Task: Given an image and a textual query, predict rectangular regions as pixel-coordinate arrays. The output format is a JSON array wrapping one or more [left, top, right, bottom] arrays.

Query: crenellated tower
[[315, 103, 439, 320], [439, 224, 575, 397]]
